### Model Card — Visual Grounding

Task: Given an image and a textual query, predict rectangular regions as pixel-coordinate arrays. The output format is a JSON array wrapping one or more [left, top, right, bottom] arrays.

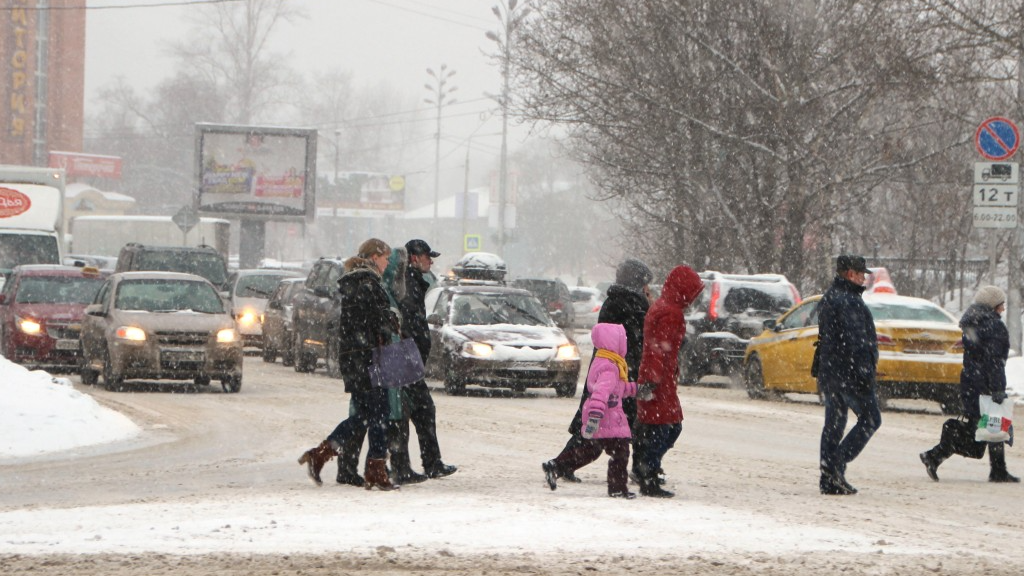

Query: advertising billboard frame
[[194, 123, 317, 223]]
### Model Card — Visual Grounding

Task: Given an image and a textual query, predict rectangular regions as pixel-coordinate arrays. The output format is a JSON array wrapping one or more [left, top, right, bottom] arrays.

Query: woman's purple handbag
[[369, 338, 425, 389]]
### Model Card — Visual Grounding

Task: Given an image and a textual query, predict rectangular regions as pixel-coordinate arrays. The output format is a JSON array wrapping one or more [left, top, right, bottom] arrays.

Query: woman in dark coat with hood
[[298, 238, 400, 491], [920, 285, 1018, 483]]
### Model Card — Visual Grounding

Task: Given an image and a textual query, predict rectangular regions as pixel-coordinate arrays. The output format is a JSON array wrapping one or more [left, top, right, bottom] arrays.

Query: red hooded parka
[[637, 265, 704, 425]]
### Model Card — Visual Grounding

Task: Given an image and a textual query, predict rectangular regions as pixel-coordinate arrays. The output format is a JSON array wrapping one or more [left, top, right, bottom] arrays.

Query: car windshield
[[450, 293, 550, 326], [866, 300, 954, 323], [115, 279, 224, 313], [235, 274, 292, 299], [0, 235, 60, 269], [135, 252, 228, 287], [14, 276, 104, 304]]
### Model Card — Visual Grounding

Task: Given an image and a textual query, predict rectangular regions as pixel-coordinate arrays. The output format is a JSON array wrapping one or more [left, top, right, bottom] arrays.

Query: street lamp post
[[333, 128, 341, 184], [487, 0, 530, 256], [425, 64, 457, 242]]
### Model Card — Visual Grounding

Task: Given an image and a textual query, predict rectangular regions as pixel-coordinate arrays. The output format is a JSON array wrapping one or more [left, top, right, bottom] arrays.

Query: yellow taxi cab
[[742, 293, 964, 413]]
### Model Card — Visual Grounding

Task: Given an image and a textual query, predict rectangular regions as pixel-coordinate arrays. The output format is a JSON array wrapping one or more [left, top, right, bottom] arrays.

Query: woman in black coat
[[299, 238, 400, 491], [920, 285, 1018, 483]]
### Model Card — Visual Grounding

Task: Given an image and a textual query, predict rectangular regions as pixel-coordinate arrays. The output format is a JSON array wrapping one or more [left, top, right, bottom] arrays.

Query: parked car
[[79, 271, 243, 392], [569, 286, 603, 330], [0, 264, 106, 371], [424, 282, 581, 397], [261, 277, 306, 366], [510, 277, 575, 330], [681, 271, 801, 384], [227, 269, 304, 348], [290, 257, 347, 375], [742, 293, 964, 413], [115, 243, 230, 291]]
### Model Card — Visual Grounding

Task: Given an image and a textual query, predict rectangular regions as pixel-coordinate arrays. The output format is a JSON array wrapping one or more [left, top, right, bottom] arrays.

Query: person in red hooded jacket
[[635, 265, 704, 498]]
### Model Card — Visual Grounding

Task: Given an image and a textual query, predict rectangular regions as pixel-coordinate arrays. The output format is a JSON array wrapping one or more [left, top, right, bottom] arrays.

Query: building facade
[[1, 0, 86, 166]]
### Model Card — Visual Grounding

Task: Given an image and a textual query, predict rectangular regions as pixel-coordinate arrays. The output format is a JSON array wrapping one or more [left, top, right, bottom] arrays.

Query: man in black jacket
[[543, 258, 653, 486], [817, 255, 881, 496], [392, 239, 457, 480]]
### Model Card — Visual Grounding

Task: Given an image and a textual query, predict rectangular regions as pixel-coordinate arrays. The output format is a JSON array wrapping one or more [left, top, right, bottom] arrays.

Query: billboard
[[320, 172, 407, 217], [49, 151, 122, 179], [194, 123, 317, 222]]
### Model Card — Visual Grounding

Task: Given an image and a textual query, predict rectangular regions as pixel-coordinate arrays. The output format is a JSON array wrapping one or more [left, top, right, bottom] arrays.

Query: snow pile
[[0, 356, 140, 459]]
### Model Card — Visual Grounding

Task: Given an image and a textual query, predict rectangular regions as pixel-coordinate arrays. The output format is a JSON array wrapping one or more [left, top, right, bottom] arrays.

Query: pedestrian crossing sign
[[464, 234, 481, 252]]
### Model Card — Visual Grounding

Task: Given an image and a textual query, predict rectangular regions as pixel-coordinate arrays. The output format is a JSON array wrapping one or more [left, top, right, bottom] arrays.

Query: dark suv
[[290, 257, 346, 375], [681, 271, 800, 384], [115, 243, 230, 291], [510, 277, 575, 330]]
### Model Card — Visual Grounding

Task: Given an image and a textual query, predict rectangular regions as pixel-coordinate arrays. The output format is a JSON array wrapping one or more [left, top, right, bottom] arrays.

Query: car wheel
[[262, 341, 277, 363], [326, 335, 341, 378], [744, 356, 768, 400], [281, 332, 295, 367], [293, 330, 315, 373], [554, 380, 577, 398], [102, 349, 123, 392], [221, 373, 242, 393], [194, 374, 211, 386], [80, 361, 99, 386], [443, 363, 467, 396]]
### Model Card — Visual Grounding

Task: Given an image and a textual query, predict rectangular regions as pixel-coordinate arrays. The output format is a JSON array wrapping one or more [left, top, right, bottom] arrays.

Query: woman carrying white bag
[[920, 286, 1018, 483]]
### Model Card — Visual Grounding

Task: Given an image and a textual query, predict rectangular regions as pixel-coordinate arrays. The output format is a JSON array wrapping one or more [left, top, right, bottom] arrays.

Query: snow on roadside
[[0, 356, 140, 459]]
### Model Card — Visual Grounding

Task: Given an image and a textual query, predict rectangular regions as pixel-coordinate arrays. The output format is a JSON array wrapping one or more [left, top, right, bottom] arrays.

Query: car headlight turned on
[[16, 316, 42, 335], [556, 343, 579, 361], [115, 326, 146, 342], [462, 341, 493, 358], [236, 310, 259, 327], [217, 328, 239, 343]]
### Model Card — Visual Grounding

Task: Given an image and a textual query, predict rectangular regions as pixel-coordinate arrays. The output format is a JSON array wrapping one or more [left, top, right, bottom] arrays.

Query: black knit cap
[[615, 258, 653, 291]]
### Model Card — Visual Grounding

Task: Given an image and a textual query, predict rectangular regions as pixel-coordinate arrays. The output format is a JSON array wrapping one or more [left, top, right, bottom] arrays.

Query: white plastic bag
[[976, 395, 1014, 443]]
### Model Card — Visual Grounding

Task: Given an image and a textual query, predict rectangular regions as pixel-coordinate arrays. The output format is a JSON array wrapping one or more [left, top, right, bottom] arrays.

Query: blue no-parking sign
[[976, 117, 1020, 161]]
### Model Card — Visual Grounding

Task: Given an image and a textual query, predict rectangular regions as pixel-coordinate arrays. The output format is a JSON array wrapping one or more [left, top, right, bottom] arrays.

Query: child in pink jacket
[[542, 323, 639, 498]]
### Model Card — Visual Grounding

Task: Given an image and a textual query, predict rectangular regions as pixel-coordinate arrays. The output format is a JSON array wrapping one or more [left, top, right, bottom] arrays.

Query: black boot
[[638, 472, 674, 498], [920, 449, 945, 482], [425, 462, 458, 478], [542, 460, 558, 491], [390, 455, 428, 485], [989, 443, 1020, 483]]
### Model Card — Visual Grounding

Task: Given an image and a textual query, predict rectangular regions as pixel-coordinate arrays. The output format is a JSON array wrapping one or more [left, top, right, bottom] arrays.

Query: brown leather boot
[[364, 458, 398, 491], [297, 440, 336, 487]]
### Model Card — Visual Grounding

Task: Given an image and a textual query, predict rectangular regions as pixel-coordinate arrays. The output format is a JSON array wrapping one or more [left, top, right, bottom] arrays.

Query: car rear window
[[714, 283, 795, 315], [866, 301, 954, 323], [115, 279, 224, 313], [235, 274, 293, 299], [14, 276, 104, 304], [136, 252, 228, 287]]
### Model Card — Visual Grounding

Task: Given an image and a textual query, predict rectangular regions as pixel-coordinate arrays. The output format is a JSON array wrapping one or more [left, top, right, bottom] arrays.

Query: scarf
[[595, 349, 628, 382]]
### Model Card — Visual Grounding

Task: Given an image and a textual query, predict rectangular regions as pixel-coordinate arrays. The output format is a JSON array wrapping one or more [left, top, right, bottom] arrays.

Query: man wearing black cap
[[816, 255, 881, 496], [392, 239, 457, 481]]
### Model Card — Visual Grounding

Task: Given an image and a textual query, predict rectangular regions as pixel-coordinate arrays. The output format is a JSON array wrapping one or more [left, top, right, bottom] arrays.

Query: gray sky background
[[84, 0, 533, 196]]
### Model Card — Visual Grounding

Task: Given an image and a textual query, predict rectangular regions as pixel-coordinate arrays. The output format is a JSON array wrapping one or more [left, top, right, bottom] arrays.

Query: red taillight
[[591, 304, 601, 313], [877, 334, 894, 345], [789, 285, 801, 304], [952, 339, 964, 352], [708, 283, 721, 321], [551, 301, 563, 311]]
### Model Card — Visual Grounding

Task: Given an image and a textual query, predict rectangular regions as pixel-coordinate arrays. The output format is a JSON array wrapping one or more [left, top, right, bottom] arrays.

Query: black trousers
[[551, 437, 631, 494], [340, 380, 443, 475]]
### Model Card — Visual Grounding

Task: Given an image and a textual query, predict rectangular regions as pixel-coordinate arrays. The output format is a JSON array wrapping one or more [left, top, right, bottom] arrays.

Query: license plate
[[55, 339, 80, 351], [508, 362, 544, 371], [162, 350, 205, 363]]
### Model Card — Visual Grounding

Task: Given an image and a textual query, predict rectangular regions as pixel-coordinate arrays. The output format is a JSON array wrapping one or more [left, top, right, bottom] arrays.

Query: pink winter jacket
[[582, 323, 638, 439]]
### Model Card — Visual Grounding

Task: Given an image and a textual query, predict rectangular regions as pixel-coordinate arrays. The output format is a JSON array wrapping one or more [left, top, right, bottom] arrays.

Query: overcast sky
[[84, 0, 524, 184]]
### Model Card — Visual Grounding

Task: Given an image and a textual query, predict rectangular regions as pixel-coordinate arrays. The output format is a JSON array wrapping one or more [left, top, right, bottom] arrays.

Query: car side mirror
[[427, 313, 442, 326], [268, 300, 282, 310], [313, 285, 332, 298], [85, 303, 105, 317], [762, 318, 777, 331]]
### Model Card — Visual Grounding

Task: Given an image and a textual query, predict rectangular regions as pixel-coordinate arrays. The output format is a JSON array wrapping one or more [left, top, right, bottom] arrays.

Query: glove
[[581, 411, 602, 439], [992, 391, 1008, 404], [637, 382, 656, 401]]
